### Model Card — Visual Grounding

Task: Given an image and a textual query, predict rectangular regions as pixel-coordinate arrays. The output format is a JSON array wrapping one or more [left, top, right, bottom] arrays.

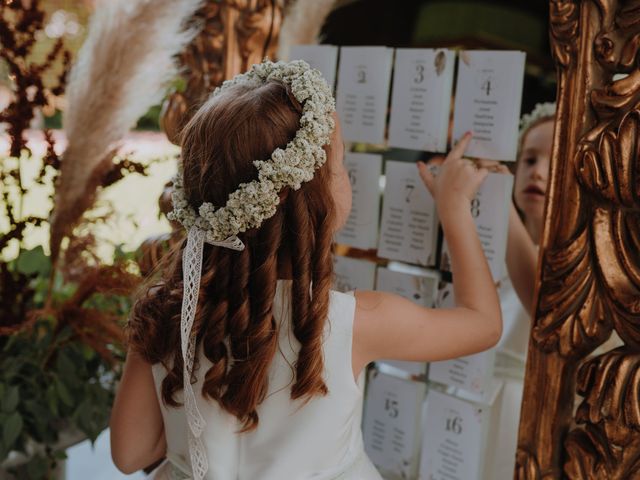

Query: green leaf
[[2, 386, 19, 413], [55, 378, 73, 407], [3, 412, 23, 447], [25, 454, 49, 479], [55, 351, 75, 379], [15, 246, 51, 276], [46, 385, 59, 417]]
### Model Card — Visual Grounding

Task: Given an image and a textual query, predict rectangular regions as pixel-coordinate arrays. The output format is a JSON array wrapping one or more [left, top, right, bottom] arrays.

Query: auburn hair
[[128, 80, 336, 431]]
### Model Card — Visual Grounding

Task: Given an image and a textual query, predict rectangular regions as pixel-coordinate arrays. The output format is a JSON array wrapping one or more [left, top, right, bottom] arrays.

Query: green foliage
[[1, 248, 132, 479]]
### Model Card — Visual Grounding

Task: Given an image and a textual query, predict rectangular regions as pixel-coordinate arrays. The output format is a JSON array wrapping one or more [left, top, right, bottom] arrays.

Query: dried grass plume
[[51, 0, 203, 262], [277, 0, 339, 60]]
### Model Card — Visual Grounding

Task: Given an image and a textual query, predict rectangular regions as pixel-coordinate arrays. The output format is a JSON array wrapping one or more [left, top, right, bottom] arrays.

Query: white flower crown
[[167, 59, 336, 250], [518, 101, 556, 146]]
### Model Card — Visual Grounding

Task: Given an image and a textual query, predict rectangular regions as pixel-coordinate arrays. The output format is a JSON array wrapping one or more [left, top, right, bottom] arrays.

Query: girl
[[488, 102, 555, 479], [110, 60, 501, 480], [505, 102, 555, 316]]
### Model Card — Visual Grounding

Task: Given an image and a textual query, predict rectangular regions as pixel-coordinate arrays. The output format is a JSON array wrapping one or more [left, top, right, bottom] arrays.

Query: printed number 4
[[481, 78, 492, 96]]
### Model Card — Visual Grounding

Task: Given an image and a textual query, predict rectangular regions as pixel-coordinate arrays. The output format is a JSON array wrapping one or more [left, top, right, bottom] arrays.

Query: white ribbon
[[180, 227, 244, 480]]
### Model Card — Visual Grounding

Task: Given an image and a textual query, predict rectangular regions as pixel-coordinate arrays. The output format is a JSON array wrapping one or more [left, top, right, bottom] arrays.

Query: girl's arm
[[352, 133, 502, 374], [110, 350, 166, 474], [505, 203, 538, 316]]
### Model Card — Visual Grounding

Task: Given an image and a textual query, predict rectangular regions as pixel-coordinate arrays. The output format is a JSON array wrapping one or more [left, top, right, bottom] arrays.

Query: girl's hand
[[417, 132, 489, 211]]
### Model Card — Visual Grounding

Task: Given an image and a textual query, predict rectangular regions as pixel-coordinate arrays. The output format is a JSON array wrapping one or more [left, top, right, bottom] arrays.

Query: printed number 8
[[471, 198, 480, 218]]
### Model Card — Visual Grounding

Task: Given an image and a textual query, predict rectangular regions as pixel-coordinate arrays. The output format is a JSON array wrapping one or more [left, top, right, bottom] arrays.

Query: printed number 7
[[405, 184, 414, 203]]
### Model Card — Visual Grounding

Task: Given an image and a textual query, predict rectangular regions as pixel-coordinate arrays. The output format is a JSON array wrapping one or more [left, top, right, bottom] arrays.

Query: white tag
[[452, 50, 526, 161], [419, 389, 488, 480], [289, 45, 339, 91], [334, 153, 383, 250], [388, 49, 455, 152], [440, 171, 514, 282], [336, 46, 394, 144], [378, 161, 438, 266], [428, 283, 496, 400], [332, 255, 376, 292], [362, 369, 426, 479]]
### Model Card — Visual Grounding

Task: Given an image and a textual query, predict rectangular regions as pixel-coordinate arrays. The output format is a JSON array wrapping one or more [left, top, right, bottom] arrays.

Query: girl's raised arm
[[352, 133, 502, 375]]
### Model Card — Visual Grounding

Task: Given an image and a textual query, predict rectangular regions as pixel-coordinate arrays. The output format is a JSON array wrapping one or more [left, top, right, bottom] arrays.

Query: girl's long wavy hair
[[128, 80, 336, 431]]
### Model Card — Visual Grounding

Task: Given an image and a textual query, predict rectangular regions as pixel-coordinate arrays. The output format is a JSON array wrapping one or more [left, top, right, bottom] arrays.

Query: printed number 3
[[358, 68, 367, 84], [414, 64, 425, 84]]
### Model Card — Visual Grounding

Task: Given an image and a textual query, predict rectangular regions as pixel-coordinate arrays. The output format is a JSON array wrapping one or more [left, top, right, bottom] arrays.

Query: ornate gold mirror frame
[[517, 1, 640, 478], [155, 1, 640, 478]]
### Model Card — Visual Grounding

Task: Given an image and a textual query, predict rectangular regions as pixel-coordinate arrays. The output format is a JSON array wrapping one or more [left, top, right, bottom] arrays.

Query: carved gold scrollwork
[[161, 0, 286, 145], [564, 347, 640, 479], [549, 0, 581, 68], [518, 1, 640, 477]]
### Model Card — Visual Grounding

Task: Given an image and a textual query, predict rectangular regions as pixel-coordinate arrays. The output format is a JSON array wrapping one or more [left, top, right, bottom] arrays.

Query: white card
[[375, 266, 439, 376], [362, 369, 426, 479], [452, 50, 526, 161], [428, 283, 496, 400], [334, 153, 383, 249], [336, 46, 394, 144], [289, 45, 339, 91], [388, 49, 455, 152], [419, 389, 488, 480], [377, 161, 438, 266], [332, 255, 376, 293], [440, 172, 514, 282]]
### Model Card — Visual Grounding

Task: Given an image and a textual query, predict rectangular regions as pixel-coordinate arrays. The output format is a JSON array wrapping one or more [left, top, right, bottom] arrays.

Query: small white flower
[[168, 60, 335, 243]]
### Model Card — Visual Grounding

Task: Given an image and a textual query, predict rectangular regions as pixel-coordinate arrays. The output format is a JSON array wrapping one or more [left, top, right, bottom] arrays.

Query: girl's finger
[[417, 162, 435, 194], [427, 155, 445, 166], [448, 132, 473, 161]]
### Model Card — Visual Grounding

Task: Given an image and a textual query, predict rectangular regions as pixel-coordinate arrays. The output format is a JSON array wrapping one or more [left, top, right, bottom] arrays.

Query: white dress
[[147, 280, 383, 480], [485, 274, 530, 479]]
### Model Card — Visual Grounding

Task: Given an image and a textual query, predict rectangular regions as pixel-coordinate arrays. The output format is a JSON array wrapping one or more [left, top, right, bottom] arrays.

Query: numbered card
[[362, 369, 426, 479], [428, 282, 496, 400], [289, 44, 339, 91], [336, 46, 394, 144], [388, 49, 455, 152], [452, 50, 526, 161], [419, 389, 488, 480], [375, 266, 439, 377], [334, 153, 383, 249], [333, 255, 376, 292], [440, 172, 513, 282], [378, 161, 438, 267]]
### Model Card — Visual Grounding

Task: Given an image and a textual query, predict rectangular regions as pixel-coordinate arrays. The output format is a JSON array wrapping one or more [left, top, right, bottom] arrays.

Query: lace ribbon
[[180, 227, 244, 480]]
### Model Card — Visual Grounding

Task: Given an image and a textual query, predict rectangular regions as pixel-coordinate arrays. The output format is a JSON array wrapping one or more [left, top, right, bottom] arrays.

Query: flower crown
[[167, 59, 336, 250], [518, 101, 556, 147]]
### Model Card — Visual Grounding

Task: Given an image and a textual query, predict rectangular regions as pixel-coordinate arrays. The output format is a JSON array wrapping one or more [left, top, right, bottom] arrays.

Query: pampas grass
[[51, 0, 203, 261], [277, 0, 339, 60]]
